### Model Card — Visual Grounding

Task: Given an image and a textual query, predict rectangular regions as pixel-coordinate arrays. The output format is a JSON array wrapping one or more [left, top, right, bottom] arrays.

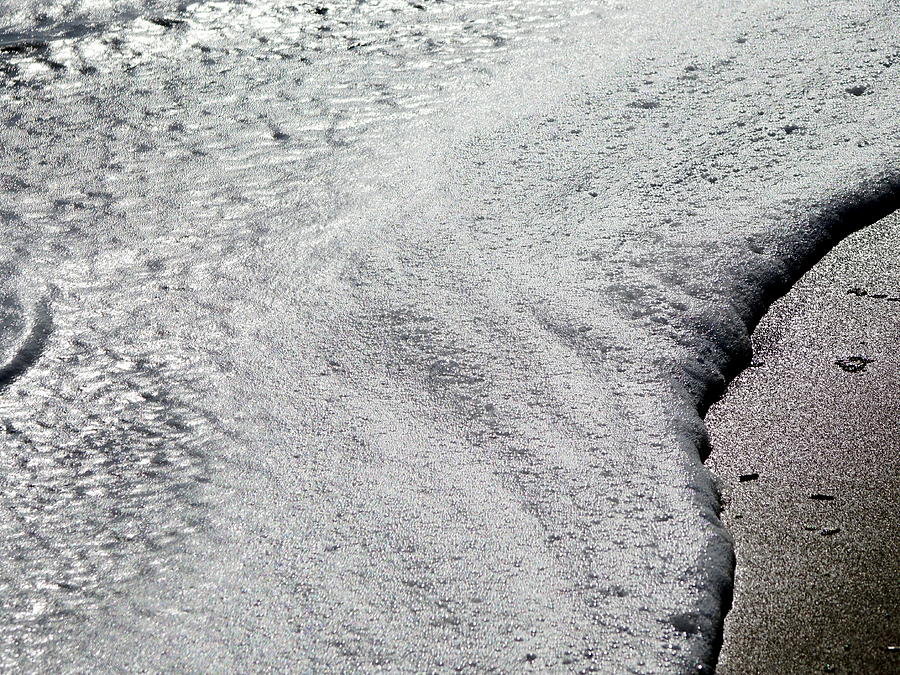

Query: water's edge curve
[[685, 177, 900, 670]]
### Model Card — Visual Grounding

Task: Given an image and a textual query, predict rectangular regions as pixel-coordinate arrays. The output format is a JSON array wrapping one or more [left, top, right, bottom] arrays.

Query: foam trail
[[0, 298, 51, 393], [0, 0, 897, 672]]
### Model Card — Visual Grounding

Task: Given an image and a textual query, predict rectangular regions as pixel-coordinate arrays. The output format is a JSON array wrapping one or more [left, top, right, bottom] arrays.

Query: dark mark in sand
[[835, 355, 873, 372]]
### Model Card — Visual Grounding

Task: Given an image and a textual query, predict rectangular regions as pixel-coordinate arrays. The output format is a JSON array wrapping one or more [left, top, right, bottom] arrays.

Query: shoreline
[[705, 210, 900, 672]]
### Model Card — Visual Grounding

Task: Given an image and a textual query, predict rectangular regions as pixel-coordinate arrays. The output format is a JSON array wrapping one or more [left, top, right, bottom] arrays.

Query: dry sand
[[707, 210, 900, 674]]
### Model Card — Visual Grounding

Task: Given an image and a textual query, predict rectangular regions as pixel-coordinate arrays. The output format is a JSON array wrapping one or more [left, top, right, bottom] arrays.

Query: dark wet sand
[[707, 210, 900, 674]]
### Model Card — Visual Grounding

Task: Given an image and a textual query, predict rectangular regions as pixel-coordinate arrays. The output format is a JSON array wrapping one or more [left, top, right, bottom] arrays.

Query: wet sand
[[707, 210, 900, 673]]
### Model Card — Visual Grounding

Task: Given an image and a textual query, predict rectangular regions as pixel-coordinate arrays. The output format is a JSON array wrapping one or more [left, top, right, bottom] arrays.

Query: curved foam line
[[0, 299, 52, 392], [694, 177, 900, 671]]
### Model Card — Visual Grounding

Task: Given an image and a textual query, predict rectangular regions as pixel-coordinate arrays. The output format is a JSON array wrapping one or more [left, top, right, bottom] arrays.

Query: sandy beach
[[707, 210, 900, 673]]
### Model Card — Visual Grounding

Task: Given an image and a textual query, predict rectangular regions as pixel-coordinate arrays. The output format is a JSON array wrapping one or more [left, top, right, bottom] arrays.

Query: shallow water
[[1, 0, 898, 671], [0, 0, 610, 667]]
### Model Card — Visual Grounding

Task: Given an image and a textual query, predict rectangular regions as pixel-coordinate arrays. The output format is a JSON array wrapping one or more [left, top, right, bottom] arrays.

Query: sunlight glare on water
[[0, 0, 608, 666]]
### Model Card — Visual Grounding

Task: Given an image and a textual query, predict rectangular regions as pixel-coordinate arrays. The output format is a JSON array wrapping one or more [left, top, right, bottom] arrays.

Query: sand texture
[[708, 210, 900, 674]]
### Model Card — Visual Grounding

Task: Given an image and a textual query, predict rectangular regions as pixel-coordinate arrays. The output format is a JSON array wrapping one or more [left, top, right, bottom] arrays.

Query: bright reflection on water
[[0, 0, 606, 666]]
